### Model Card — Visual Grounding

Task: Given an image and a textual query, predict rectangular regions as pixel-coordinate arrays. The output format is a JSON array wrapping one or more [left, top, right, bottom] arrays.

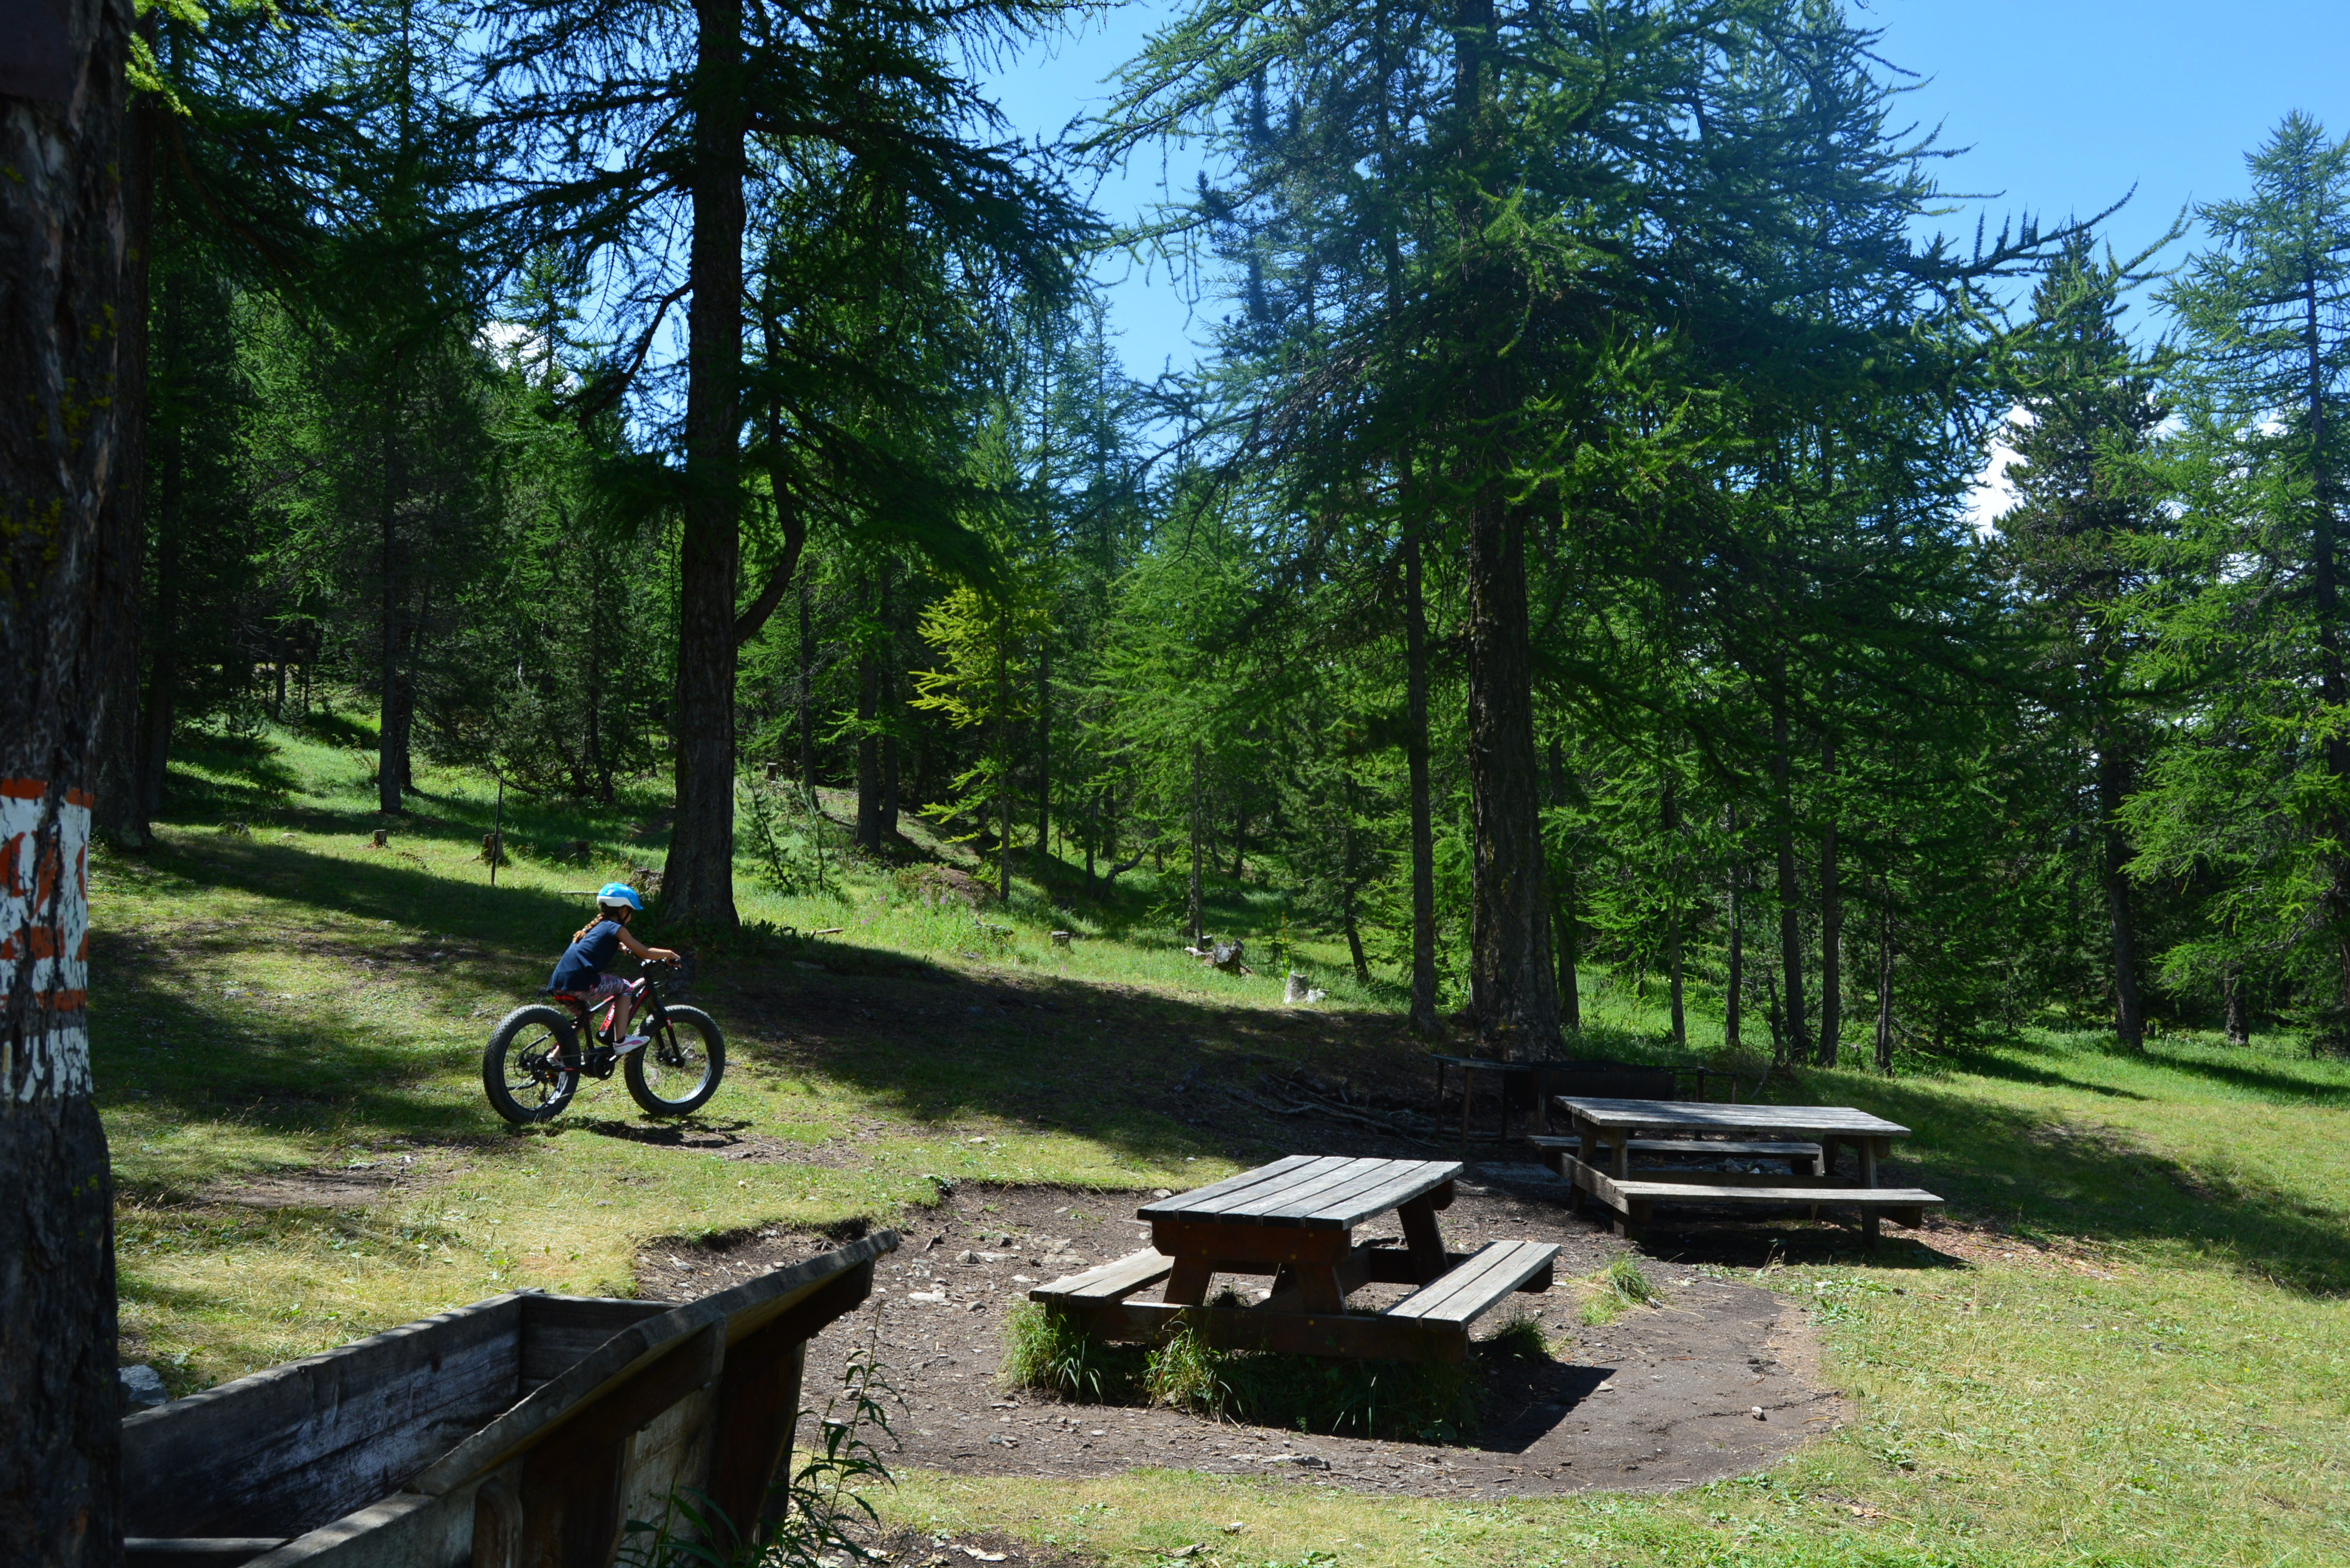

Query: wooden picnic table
[[1551, 1097, 1942, 1246], [1031, 1155, 1558, 1363]]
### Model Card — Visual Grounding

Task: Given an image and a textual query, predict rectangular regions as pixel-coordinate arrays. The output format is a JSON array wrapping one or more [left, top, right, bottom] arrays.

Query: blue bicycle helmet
[[596, 881, 644, 912]]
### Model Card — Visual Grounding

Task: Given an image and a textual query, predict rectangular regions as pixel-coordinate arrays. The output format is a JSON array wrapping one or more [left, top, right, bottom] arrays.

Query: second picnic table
[[1029, 1155, 1558, 1363], [1541, 1097, 1945, 1246]]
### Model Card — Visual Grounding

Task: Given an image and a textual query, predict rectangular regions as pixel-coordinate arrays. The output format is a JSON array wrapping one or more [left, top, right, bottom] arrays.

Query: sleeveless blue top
[[549, 920, 623, 991]]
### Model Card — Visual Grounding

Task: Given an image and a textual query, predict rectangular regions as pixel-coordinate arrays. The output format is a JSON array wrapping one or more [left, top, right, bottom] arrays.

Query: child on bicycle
[[547, 883, 681, 1052]]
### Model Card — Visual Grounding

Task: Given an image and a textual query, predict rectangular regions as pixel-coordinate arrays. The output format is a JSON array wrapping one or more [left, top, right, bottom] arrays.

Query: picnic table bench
[[1551, 1098, 1943, 1247], [1031, 1156, 1557, 1364], [120, 1231, 896, 1568]]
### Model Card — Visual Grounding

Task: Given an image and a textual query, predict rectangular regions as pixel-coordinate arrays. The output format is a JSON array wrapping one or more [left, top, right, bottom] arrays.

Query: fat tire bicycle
[[481, 957, 725, 1125]]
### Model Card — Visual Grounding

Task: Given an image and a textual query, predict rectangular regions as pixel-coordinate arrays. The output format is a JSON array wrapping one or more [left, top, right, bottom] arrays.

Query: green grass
[[1576, 1256, 1663, 1327], [93, 718, 2350, 1563]]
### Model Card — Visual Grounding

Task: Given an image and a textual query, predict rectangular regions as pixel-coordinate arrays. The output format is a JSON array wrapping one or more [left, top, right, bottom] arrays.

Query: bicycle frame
[[556, 971, 671, 1050]]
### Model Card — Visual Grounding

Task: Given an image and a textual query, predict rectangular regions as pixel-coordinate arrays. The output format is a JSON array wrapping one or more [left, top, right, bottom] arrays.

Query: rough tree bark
[[1818, 735, 1840, 1067], [881, 666, 899, 839], [374, 372, 411, 816], [1771, 689, 1808, 1061], [1186, 743, 1205, 944], [1034, 637, 1049, 873], [2224, 965, 2250, 1047], [1725, 807, 1743, 1053], [1402, 529, 1439, 1037], [1874, 877, 1895, 1075], [854, 577, 879, 851], [90, 30, 153, 847], [662, 0, 750, 925], [995, 640, 1012, 904], [796, 575, 816, 787], [1546, 738, 1580, 1033], [1, 3, 131, 1559], [1463, 499, 1560, 1058], [2097, 728, 2144, 1051], [1662, 761, 1685, 1048], [134, 263, 183, 828]]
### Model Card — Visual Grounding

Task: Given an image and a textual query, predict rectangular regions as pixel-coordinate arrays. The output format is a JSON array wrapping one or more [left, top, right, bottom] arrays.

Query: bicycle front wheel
[[483, 1004, 580, 1125], [623, 1004, 724, 1116]]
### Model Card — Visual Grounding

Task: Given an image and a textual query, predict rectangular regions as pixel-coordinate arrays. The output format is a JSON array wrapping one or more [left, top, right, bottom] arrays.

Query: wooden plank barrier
[[122, 1231, 897, 1568]]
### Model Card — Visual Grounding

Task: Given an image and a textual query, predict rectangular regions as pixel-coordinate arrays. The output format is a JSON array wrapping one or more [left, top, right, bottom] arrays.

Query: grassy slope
[[96, 722, 2350, 1566]]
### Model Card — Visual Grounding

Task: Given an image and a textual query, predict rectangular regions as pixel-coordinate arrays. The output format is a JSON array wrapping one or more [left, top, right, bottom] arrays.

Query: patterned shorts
[[581, 974, 629, 1003]]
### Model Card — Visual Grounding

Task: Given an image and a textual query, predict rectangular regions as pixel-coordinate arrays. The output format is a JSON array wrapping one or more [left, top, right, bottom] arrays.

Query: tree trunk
[[584, 577, 612, 804], [662, 0, 748, 926], [1874, 878, 1895, 1075], [90, 37, 153, 847], [1187, 743, 1205, 943], [1035, 637, 1049, 875], [1403, 530, 1439, 1038], [1818, 736, 1840, 1067], [2224, 965, 2250, 1047], [1662, 758, 1685, 1047], [995, 641, 1012, 904], [854, 576, 879, 851], [1230, 805, 1246, 880], [135, 267, 184, 827], [2098, 731, 2144, 1051], [1463, 497, 1559, 1059], [1085, 788, 1098, 886], [1344, 891, 1371, 985], [0, 2, 131, 1557], [881, 676, 899, 839], [1725, 809, 1743, 1053], [376, 393, 406, 817], [796, 574, 815, 787], [1772, 691, 1808, 1060], [1545, 738, 1580, 1033]]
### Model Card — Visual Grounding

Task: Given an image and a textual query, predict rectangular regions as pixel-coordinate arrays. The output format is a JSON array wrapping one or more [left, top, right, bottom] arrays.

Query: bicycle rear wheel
[[623, 1004, 724, 1116], [483, 1004, 580, 1125]]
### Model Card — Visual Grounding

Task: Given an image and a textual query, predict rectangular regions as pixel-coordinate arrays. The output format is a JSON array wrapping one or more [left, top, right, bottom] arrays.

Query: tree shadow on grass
[[1766, 1066, 2350, 1297], [89, 963, 492, 1187], [1934, 1045, 2152, 1101], [2130, 1042, 2350, 1106]]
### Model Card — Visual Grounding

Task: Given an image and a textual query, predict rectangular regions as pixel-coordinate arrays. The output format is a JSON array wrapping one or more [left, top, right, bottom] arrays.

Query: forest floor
[[90, 719, 2350, 1566]]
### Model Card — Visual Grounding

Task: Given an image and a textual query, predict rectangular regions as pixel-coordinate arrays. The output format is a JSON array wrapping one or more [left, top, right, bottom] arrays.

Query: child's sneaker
[[618, 1033, 651, 1052]]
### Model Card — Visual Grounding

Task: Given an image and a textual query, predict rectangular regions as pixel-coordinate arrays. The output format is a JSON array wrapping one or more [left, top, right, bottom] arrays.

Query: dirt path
[[639, 1172, 1844, 1498]]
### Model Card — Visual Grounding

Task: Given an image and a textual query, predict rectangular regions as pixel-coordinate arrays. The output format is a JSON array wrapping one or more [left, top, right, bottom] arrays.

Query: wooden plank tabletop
[[1554, 1098, 1910, 1139], [1139, 1156, 1461, 1230]]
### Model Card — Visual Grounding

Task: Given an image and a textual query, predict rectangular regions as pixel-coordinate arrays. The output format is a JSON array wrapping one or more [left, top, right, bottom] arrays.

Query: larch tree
[[478, 0, 1087, 925], [2131, 114, 2350, 1036], [1, 0, 132, 1561], [1998, 234, 2175, 1050]]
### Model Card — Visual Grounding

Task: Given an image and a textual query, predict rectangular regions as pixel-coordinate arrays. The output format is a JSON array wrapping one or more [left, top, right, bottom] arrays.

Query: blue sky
[[983, 0, 2350, 384]]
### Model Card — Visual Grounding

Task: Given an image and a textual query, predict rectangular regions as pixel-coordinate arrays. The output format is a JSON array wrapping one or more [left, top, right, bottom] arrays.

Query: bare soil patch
[[638, 1177, 1845, 1497], [196, 1168, 399, 1208]]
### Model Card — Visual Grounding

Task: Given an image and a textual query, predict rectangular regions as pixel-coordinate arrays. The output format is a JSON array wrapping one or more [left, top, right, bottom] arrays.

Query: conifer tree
[[478, 0, 1089, 924], [2132, 114, 2350, 1030], [1998, 234, 2174, 1049]]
